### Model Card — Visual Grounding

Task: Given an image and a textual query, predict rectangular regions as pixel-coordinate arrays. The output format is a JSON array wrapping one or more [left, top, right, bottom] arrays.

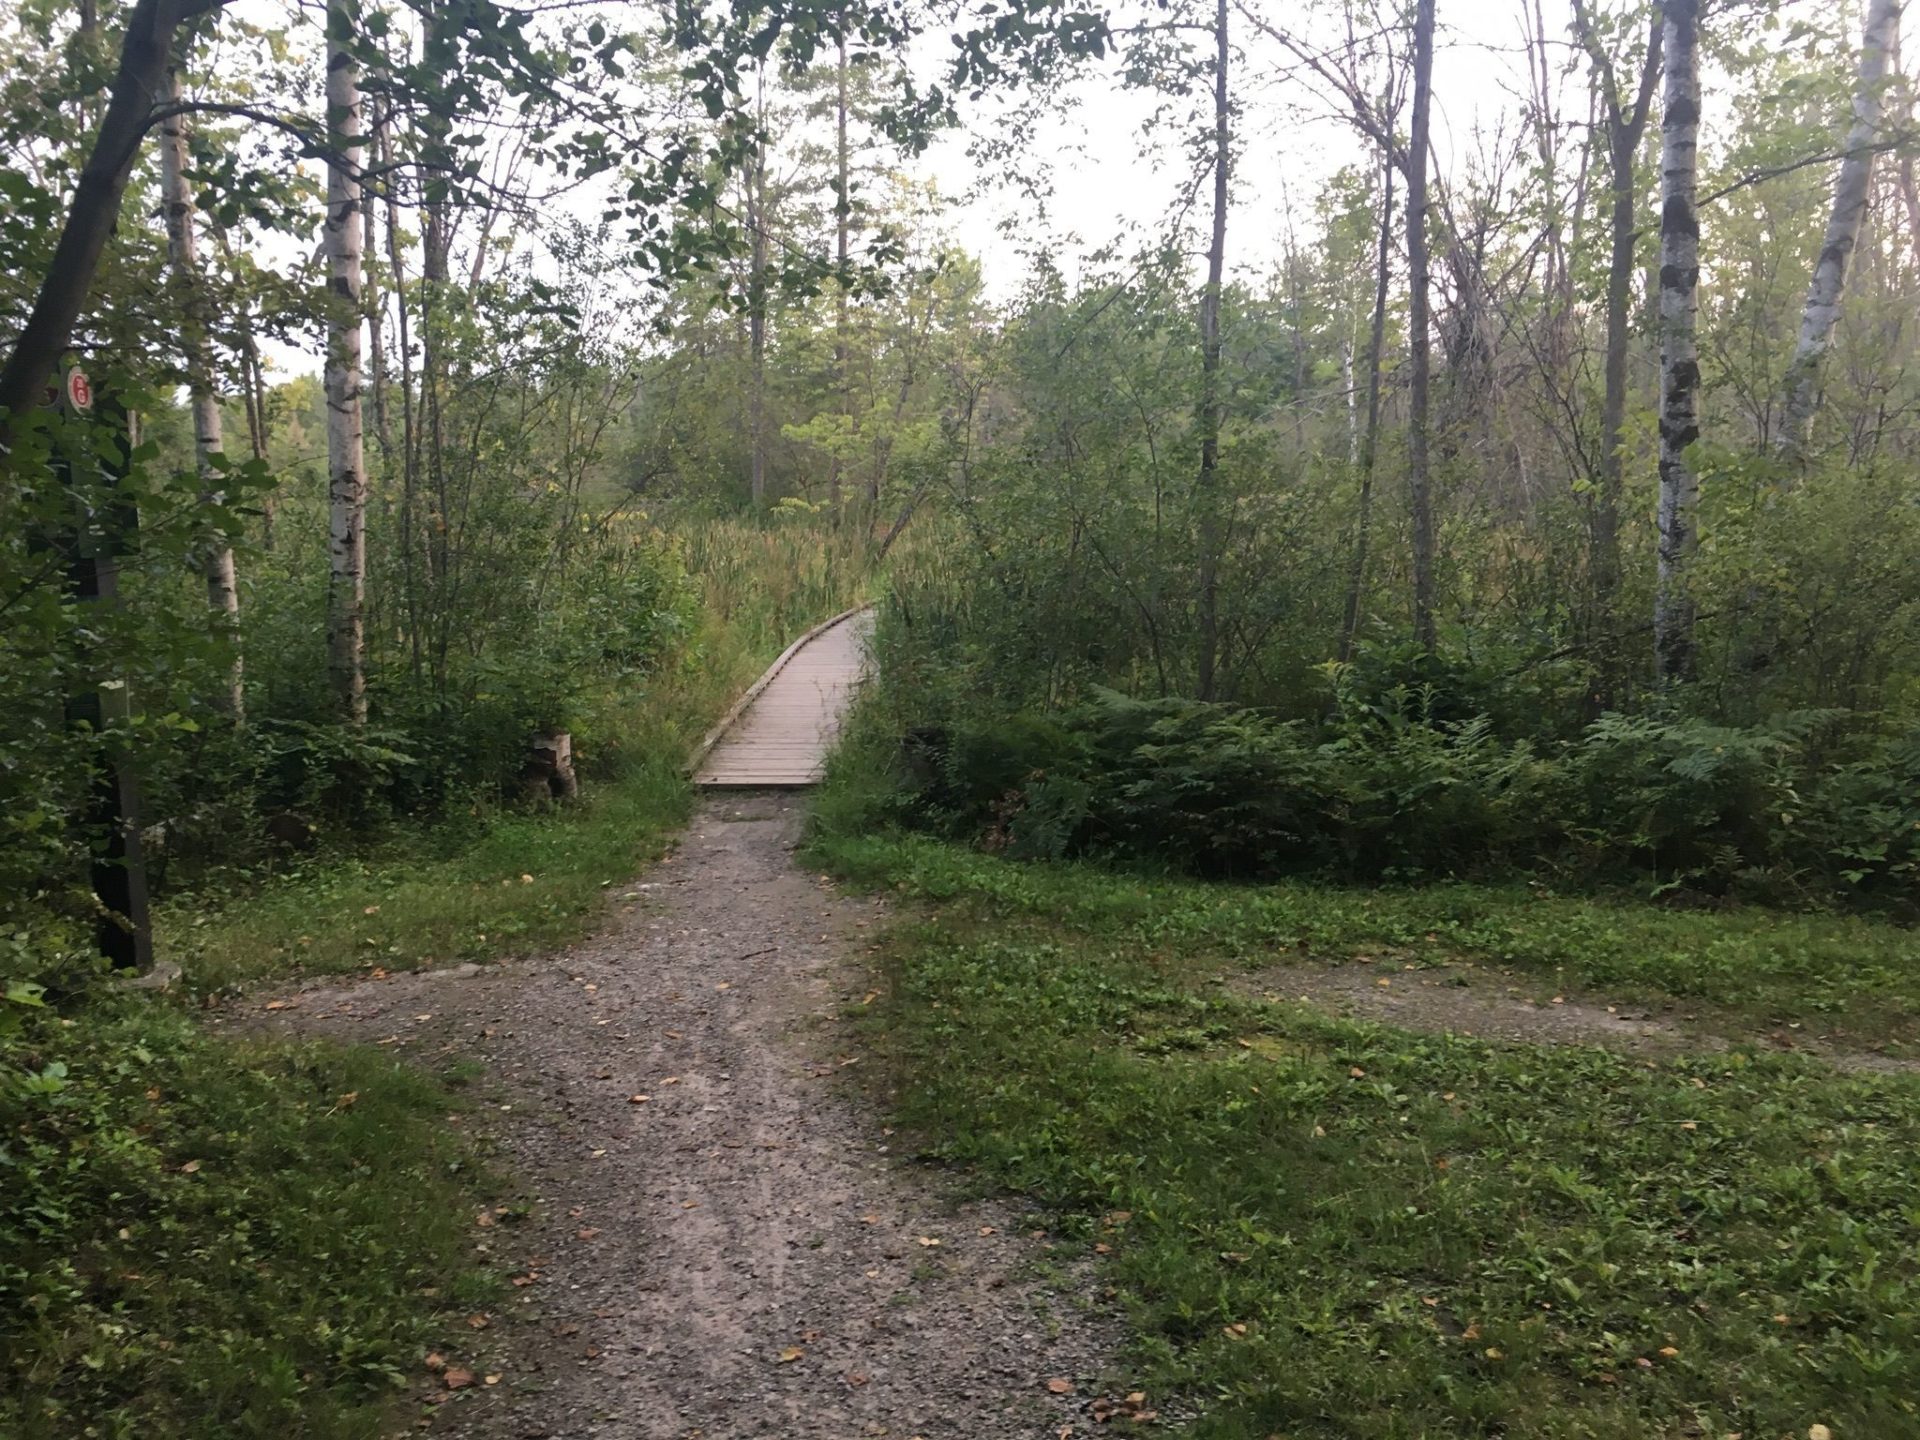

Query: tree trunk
[[216, 225, 276, 549], [1775, 0, 1901, 461], [1654, 0, 1702, 685], [383, 118, 426, 683], [1194, 0, 1229, 701], [324, 8, 368, 724], [1571, 0, 1662, 645], [1405, 0, 1438, 654], [748, 67, 770, 509], [830, 30, 850, 517], [159, 66, 244, 721], [0, 0, 229, 434], [364, 104, 392, 461], [1339, 156, 1393, 666]]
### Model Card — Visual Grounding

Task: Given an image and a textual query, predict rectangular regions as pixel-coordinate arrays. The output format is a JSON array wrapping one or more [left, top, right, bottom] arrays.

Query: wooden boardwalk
[[692, 606, 875, 788]]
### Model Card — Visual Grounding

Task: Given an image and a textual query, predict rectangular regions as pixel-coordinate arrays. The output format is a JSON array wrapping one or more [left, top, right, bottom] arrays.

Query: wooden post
[[52, 372, 153, 972]]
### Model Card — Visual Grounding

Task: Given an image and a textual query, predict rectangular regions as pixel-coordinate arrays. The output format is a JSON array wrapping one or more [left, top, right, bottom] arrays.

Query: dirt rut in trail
[[1230, 958, 1920, 1073], [246, 794, 1113, 1439]]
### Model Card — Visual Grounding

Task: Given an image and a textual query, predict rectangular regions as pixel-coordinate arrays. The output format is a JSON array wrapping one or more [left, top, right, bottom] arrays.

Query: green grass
[[165, 753, 694, 994], [813, 828, 1920, 1048], [0, 998, 494, 1438], [807, 823, 1920, 1438]]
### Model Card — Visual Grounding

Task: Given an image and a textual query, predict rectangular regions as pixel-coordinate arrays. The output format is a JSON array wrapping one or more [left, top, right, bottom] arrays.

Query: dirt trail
[[247, 794, 1112, 1439], [1230, 957, 1920, 1074]]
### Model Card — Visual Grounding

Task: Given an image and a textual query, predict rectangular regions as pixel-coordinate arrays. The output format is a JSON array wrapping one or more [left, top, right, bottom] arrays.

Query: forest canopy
[[7, 0, 1920, 1433]]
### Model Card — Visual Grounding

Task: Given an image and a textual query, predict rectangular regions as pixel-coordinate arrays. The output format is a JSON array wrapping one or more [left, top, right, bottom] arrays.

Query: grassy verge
[[811, 824, 1920, 1048], [166, 556, 851, 995], [807, 814, 1920, 1437], [0, 997, 494, 1438]]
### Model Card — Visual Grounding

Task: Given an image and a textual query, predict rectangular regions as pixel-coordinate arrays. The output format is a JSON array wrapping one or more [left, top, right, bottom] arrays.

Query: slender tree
[[1406, 0, 1437, 653], [831, 27, 851, 518], [1776, 0, 1903, 460], [1195, 0, 1229, 699], [1654, 0, 1701, 684], [323, 2, 368, 723], [1338, 155, 1393, 665], [747, 65, 771, 508], [158, 65, 243, 720], [1570, 0, 1661, 638], [0, 0, 231, 432]]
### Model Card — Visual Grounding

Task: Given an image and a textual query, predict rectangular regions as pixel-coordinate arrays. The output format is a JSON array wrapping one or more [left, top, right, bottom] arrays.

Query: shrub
[[876, 685, 1920, 911]]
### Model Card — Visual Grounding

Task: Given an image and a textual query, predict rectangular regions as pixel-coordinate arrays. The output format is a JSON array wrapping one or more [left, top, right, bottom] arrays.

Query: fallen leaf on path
[[778, 1347, 804, 1363], [1045, 1378, 1073, 1395], [264, 999, 295, 1011], [845, 1372, 869, 1387], [443, 1368, 476, 1390], [466, 1314, 490, 1330], [628, 1095, 650, 1104], [483, 1373, 501, 1386], [179, 1160, 202, 1174], [424, 1352, 447, 1372], [576, 1228, 600, 1240], [916, 1236, 941, 1247]]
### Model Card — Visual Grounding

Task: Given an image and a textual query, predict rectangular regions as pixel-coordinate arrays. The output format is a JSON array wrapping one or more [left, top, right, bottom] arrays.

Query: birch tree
[[324, 3, 368, 723], [158, 66, 243, 720], [1775, 0, 1903, 460], [1654, 0, 1701, 684], [1406, 0, 1438, 654]]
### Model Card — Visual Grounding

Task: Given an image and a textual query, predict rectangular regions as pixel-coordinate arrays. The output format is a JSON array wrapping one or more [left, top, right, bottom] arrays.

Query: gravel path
[[249, 794, 1115, 1438]]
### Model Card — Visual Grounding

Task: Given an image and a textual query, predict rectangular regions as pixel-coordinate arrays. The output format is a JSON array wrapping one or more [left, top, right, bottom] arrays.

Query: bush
[[874, 684, 1920, 912]]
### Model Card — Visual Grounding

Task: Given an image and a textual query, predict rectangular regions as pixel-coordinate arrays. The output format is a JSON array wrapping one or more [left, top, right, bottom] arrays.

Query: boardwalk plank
[[693, 608, 874, 788]]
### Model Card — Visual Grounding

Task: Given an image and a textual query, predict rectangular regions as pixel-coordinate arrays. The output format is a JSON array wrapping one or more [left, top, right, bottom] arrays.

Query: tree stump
[[521, 731, 579, 807]]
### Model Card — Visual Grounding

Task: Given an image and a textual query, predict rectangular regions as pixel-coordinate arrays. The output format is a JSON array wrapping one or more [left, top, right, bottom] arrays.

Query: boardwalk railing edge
[[685, 602, 877, 780]]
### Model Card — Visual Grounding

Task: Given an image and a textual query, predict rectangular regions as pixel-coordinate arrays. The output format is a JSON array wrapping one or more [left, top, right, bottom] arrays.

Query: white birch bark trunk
[[1654, 0, 1702, 685], [159, 66, 244, 721], [1775, 0, 1902, 460], [324, 14, 368, 724]]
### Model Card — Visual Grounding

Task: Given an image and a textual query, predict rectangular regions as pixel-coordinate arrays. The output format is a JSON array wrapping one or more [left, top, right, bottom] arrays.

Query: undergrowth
[[806, 809, 1920, 1438], [0, 998, 492, 1438]]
